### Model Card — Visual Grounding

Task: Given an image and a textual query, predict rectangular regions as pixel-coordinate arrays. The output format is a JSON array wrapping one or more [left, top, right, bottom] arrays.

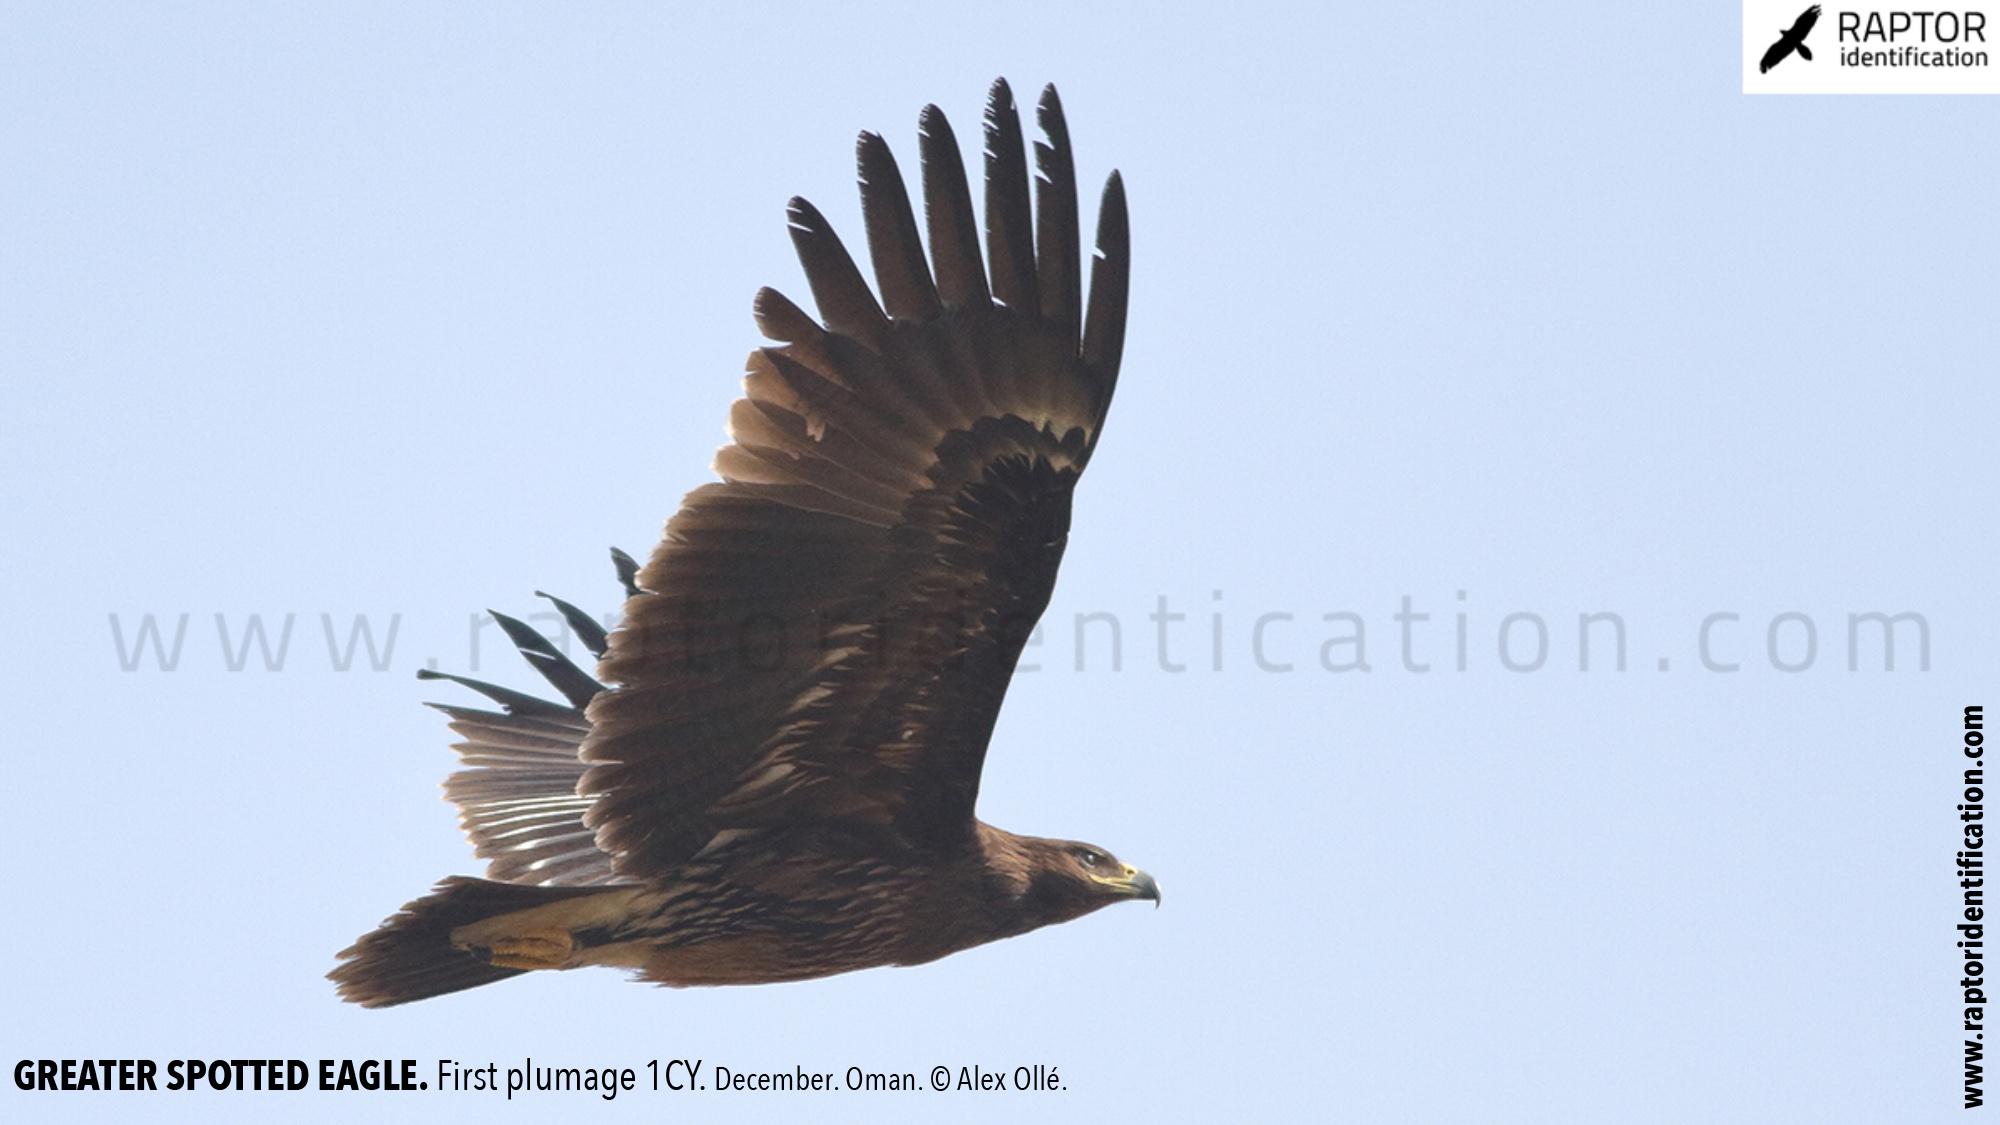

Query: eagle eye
[[1075, 849, 1102, 869]]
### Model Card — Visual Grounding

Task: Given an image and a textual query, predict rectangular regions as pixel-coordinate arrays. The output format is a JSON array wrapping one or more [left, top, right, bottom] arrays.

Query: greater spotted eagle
[[331, 80, 1154, 1007]]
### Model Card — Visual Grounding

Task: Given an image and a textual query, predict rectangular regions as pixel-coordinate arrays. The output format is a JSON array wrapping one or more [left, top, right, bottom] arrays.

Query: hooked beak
[[1095, 863, 1162, 908]]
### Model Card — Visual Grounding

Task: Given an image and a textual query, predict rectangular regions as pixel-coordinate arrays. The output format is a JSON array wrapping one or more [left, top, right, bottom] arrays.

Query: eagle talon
[[458, 931, 575, 971]]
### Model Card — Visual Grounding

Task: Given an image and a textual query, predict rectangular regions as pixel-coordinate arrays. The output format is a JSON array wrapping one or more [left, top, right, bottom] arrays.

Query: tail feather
[[330, 876, 603, 1007]]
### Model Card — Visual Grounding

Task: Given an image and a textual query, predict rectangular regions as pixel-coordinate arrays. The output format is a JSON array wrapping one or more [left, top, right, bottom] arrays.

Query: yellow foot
[[456, 929, 575, 970]]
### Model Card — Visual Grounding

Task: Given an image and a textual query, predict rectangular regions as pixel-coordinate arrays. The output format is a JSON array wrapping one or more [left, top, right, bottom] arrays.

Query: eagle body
[[361, 823, 1132, 999], [331, 81, 1155, 1008]]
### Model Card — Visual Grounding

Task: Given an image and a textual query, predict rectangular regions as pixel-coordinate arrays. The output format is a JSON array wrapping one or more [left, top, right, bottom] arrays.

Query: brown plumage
[[330, 79, 1153, 1008]]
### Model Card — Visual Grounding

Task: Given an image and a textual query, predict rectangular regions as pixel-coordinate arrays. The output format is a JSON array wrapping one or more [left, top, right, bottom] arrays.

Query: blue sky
[[3, 3, 1992, 1122]]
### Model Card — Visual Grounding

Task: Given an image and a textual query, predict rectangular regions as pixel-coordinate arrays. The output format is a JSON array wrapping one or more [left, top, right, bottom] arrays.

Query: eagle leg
[[459, 928, 578, 971]]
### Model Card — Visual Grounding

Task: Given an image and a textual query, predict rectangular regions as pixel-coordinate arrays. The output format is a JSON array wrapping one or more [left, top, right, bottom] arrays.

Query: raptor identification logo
[[1743, 0, 2000, 91]]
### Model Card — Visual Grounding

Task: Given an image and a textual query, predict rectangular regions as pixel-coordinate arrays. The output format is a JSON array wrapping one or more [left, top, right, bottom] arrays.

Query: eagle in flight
[[330, 79, 1153, 1007], [1760, 5, 1821, 73]]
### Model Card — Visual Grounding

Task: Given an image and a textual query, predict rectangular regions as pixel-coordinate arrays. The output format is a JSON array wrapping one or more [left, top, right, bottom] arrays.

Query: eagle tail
[[1798, 44, 1812, 61], [330, 876, 609, 1007]]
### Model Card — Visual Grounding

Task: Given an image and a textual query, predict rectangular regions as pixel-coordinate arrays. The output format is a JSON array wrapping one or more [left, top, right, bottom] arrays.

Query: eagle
[[330, 79, 1154, 1007], [1760, 5, 1821, 73]]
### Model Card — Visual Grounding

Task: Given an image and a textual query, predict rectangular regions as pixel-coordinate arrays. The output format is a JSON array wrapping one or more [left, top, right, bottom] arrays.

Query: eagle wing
[[576, 81, 1130, 879], [1790, 5, 1821, 38]]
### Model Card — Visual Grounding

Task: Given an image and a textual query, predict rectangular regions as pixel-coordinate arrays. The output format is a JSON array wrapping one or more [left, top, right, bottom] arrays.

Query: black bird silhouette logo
[[1761, 5, 1822, 72]]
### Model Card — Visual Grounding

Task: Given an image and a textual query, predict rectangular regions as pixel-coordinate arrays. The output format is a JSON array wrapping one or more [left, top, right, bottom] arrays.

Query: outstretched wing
[[579, 80, 1130, 879], [1790, 5, 1821, 38]]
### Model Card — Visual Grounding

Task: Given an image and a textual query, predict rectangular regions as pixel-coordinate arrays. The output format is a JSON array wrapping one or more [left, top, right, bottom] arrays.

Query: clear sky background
[[3, 3, 1992, 1122]]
